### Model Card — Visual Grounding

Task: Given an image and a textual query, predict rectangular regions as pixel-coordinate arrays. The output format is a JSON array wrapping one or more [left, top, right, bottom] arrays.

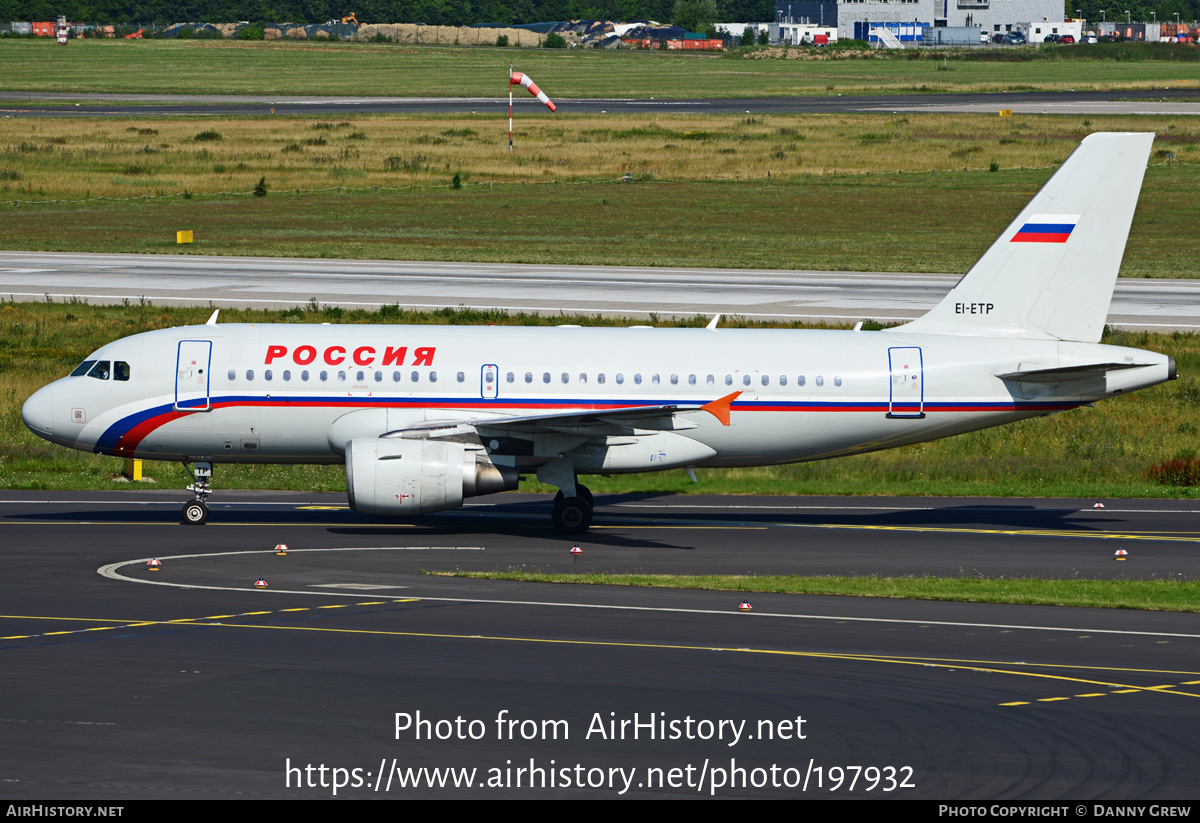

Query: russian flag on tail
[[1011, 214, 1080, 243]]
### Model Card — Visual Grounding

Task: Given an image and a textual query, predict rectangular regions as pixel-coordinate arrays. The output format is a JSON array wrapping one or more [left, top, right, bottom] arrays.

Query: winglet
[[701, 391, 741, 426]]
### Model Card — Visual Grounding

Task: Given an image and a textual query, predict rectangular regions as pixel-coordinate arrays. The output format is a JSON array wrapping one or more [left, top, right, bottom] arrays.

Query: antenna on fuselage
[[206, 309, 219, 326], [706, 314, 721, 330]]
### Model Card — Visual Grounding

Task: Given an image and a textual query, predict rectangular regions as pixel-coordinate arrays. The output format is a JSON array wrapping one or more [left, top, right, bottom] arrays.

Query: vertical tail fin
[[896, 132, 1154, 343]]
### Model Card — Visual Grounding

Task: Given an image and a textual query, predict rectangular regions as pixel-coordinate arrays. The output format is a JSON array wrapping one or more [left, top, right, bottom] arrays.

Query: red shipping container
[[31, 22, 55, 36]]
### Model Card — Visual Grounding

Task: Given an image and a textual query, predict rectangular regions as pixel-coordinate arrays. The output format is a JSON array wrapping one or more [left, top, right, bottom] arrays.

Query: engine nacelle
[[345, 437, 518, 516]]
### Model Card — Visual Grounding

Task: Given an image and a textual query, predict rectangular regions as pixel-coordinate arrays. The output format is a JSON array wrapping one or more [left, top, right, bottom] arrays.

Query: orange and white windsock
[[510, 71, 556, 112]]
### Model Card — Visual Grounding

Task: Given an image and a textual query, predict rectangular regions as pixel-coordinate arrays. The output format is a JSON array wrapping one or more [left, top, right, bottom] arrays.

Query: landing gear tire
[[575, 484, 593, 508], [551, 493, 593, 534], [183, 500, 209, 525]]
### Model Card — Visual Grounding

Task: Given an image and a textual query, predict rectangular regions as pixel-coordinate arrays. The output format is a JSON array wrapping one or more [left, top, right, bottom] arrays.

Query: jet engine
[[345, 437, 518, 516]]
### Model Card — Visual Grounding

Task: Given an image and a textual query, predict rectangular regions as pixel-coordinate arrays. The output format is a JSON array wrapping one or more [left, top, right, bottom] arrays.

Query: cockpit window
[[114, 361, 131, 382], [86, 361, 111, 381], [71, 360, 96, 377]]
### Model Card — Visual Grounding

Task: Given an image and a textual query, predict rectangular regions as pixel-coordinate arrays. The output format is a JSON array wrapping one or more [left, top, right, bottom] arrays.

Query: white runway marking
[[97, 547, 1200, 641]]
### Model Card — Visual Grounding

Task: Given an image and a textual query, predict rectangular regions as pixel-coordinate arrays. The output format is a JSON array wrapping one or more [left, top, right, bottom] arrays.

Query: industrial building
[[773, 0, 1066, 42]]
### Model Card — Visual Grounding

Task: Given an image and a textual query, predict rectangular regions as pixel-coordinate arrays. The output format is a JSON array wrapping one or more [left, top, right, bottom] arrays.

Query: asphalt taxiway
[[4, 251, 1199, 331], [2, 88, 1199, 117], [2, 490, 1199, 799]]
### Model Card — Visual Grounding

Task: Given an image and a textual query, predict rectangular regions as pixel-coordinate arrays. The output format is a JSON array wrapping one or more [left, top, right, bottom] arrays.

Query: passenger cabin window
[[228, 369, 236, 381]]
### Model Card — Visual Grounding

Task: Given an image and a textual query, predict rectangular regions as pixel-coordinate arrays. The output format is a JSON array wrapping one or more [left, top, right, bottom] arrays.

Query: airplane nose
[[21, 386, 54, 438]]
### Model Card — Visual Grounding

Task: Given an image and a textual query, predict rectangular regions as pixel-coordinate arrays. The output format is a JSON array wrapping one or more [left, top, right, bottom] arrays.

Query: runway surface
[[3, 250, 1197, 330], [3, 490, 1200, 799], [2, 88, 1199, 117]]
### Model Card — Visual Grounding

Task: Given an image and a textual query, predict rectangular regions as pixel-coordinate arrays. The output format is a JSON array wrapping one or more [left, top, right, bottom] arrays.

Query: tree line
[[1, 0, 1197, 28]]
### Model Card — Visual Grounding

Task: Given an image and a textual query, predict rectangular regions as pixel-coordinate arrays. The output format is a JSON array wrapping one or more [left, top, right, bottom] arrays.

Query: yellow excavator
[[341, 13, 359, 25]]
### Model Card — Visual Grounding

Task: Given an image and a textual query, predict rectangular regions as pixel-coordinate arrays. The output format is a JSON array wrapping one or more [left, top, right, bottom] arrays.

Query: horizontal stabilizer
[[996, 362, 1157, 383], [896, 132, 1154, 343]]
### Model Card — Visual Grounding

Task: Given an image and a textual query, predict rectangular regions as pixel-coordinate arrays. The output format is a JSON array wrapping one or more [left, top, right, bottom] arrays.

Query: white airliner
[[21, 132, 1175, 532]]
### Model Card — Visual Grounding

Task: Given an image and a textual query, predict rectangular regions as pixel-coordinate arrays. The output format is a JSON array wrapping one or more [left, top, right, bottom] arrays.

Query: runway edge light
[[255, 577, 268, 588]]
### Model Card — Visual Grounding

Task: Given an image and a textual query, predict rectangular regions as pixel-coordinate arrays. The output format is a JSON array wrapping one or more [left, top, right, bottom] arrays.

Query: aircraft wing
[[389, 391, 742, 438]]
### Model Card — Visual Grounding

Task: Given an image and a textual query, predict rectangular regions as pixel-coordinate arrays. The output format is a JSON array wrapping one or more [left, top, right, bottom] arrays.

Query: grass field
[[3, 301, 1198, 498], [429, 571, 1200, 611], [2, 112, 1199, 276], [0, 39, 1199, 98]]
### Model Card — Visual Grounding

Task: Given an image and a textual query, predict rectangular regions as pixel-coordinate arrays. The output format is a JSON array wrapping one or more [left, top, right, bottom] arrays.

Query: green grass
[[2, 168, 1198, 277], [428, 571, 1200, 611], [2, 302, 1199, 497], [2, 111, 1198, 277], [0, 39, 1198, 99]]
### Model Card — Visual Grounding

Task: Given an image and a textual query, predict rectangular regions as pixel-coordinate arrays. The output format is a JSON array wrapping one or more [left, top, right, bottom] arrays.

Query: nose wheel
[[551, 485, 593, 534], [182, 461, 213, 525]]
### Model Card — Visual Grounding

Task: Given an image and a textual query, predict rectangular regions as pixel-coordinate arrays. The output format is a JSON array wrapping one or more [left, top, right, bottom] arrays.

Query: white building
[[775, 0, 1065, 41]]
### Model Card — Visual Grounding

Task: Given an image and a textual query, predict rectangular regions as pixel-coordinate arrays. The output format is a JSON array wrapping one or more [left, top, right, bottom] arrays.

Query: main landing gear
[[182, 461, 213, 525], [551, 484, 593, 534]]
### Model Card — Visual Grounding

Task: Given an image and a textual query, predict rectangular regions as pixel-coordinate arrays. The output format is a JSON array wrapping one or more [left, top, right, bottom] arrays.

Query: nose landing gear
[[182, 461, 213, 525]]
